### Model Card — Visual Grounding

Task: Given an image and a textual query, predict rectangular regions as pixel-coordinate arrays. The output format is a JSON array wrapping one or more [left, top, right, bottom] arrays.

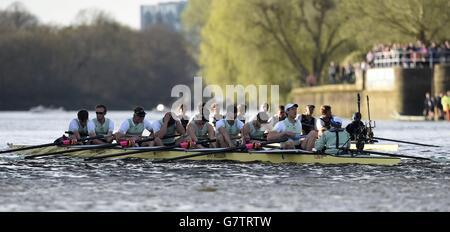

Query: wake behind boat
[[29, 105, 65, 113]]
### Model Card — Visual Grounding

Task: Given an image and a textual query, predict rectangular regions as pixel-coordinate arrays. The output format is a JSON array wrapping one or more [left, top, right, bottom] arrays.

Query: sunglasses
[[96, 112, 105, 115]]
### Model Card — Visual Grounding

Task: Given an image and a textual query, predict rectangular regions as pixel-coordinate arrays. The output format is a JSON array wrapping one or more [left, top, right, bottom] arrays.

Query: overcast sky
[[0, 0, 180, 29]]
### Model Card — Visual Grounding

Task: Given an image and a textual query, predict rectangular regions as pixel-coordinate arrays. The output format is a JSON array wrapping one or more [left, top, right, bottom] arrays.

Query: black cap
[[352, 112, 362, 121], [134, 107, 146, 117]]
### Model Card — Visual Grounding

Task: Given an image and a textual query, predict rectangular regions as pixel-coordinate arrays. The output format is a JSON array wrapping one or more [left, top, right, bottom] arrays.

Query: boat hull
[[8, 144, 401, 166]]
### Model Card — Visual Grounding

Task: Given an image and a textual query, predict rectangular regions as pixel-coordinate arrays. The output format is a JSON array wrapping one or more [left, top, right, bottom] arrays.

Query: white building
[[140, 1, 187, 31]]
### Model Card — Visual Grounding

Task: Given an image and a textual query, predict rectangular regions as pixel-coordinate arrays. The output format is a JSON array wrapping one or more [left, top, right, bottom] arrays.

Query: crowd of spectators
[[423, 91, 450, 121], [327, 61, 358, 84], [366, 40, 450, 68], [321, 40, 450, 86]]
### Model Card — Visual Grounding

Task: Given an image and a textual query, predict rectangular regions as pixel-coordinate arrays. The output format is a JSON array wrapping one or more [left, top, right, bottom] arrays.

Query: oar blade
[[2, 134, 109, 155], [0, 142, 58, 154], [25, 143, 119, 159]]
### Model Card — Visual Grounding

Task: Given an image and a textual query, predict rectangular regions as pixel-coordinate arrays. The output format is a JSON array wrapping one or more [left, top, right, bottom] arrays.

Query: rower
[[216, 105, 244, 148], [237, 104, 247, 123], [249, 102, 270, 129], [267, 105, 287, 130], [115, 107, 159, 147], [186, 103, 216, 148], [242, 111, 270, 144], [153, 112, 186, 146], [260, 102, 270, 113], [176, 104, 190, 130], [296, 104, 317, 135], [316, 105, 333, 136], [209, 102, 224, 127], [68, 109, 95, 144], [345, 112, 367, 151], [314, 117, 351, 155], [89, 104, 114, 144], [267, 103, 317, 150]]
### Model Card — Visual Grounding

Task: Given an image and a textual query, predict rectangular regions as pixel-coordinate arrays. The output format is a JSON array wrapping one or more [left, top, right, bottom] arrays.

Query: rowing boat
[[7, 144, 401, 166]]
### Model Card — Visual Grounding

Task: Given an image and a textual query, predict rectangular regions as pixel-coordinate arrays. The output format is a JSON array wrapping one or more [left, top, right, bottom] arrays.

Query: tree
[[74, 8, 116, 26], [184, 0, 353, 92], [0, 2, 38, 30], [344, 0, 450, 43], [0, 7, 196, 110], [181, 0, 212, 58], [249, 0, 352, 83]]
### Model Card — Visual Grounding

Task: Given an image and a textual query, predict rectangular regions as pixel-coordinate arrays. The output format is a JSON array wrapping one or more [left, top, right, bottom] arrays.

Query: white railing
[[370, 50, 450, 68]]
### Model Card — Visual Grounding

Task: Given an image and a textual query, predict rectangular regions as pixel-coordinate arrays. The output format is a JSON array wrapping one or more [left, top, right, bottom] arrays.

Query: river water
[[0, 111, 449, 211]]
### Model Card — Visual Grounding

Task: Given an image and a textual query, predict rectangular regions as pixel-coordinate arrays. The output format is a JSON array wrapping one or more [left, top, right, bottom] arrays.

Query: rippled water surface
[[1, 111, 449, 211]]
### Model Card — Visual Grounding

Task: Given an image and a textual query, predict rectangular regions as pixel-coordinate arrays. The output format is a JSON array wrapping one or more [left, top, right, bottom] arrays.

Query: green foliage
[[182, 0, 450, 94], [181, 0, 212, 58], [343, 0, 450, 44], [183, 0, 354, 94]]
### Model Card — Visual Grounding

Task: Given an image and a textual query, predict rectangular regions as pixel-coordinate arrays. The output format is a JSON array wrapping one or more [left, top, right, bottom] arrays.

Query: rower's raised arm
[[186, 122, 197, 142], [175, 120, 186, 136], [88, 120, 97, 139], [218, 126, 233, 148], [267, 130, 284, 141], [116, 119, 130, 140], [242, 123, 251, 143], [207, 124, 215, 144]]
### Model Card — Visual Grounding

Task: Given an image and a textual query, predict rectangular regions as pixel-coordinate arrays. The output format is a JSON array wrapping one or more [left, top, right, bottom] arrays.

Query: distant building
[[140, 1, 187, 31]]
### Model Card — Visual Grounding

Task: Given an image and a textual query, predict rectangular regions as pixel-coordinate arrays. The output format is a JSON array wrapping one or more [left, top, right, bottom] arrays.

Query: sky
[[0, 0, 181, 29]]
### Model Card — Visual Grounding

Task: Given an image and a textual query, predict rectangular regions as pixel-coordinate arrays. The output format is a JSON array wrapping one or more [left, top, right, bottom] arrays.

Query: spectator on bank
[[429, 42, 439, 65], [328, 62, 337, 84], [435, 93, 444, 120], [423, 92, 435, 121], [442, 91, 450, 121], [438, 44, 448, 63], [340, 65, 345, 83], [367, 40, 449, 68], [306, 74, 317, 86], [445, 41, 450, 62], [366, 51, 375, 67], [344, 63, 355, 83]]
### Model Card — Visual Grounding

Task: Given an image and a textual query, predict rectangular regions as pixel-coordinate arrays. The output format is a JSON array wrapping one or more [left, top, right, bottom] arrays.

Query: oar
[[24, 135, 178, 160], [154, 138, 288, 163], [84, 144, 179, 161], [372, 137, 440, 148], [24, 142, 120, 159], [84, 134, 191, 161], [196, 138, 217, 146], [0, 134, 106, 154], [344, 149, 449, 162]]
